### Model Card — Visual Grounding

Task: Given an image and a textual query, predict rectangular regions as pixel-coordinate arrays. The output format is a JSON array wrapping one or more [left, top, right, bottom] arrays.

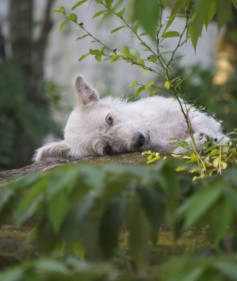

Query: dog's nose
[[135, 133, 146, 148]]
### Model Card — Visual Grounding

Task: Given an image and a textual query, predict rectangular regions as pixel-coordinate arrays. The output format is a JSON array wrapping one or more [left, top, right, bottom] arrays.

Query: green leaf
[[109, 54, 122, 62], [80, 166, 106, 190], [93, 10, 107, 19], [48, 191, 70, 234], [163, 0, 186, 33], [135, 86, 144, 96], [105, 0, 113, 8], [14, 178, 47, 225], [161, 0, 172, 4], [129, 80, 138, 88], [144, 81, 154, 91], [216, 0, 232, 28], [181, 266, 206, 281], [213, 157, 220, 168], [196, 0, 217, 27], [176, 185, 222, 228], [232, 0, 237, 9], [224, 185, 237, 213], [111, 26, 125, 33], [134, 0, 161, 40], [69, 13, 78, 22], [216, 260, 237, 280], [123, 46, 130, 57], [60, 19, 69, 31], [89, 48, 105, 62], [137, 186, 165, 230], [0, 188, 14, 212], [99, 197, 126, 258], [142, 69, 151, 74], [5, 173, 42, 191], [164, 80, 172, 90], [148, 55, 157, 62], [46, 168, 79, 199], [208, 197, 233, 241], [0, 188, 14, 225], [117, 8, 125, 18], [54, 6, 66, 14], [159, 258, 206, 281], [127, 194, 151, 270], [129, 48, 142, 61], [61, 193, 96, 250], [71, 0, 88, 10], [150, 89, 159, 96], [76, 34, 89, 41], [189, 0, 217, 50], [78, 200, 103, 260], [35, 259, 69, 275], [79, 53, 90, 61], [188, 23, 201, 51], [95, 55, 102, 62], [0, 267, 24, 281], [162, 31, 180, 38]]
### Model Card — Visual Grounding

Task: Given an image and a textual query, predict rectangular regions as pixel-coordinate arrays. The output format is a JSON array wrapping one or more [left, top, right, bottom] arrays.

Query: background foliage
[[0, 63, 60, 169], [0, 0, 59, 170], [1, 160, 237, 280]]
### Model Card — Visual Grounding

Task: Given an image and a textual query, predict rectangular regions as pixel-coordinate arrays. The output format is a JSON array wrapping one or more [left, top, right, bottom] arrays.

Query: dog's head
[[34, 76, 150, 162], [65, 76, 150, 157]]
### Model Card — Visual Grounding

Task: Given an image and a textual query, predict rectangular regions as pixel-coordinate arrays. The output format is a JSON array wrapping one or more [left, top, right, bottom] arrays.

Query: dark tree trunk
[[0, 26, 6, 61], [9, 0, 34, 97], [8, 0, 55, 167], [9, 0, 55, 106]]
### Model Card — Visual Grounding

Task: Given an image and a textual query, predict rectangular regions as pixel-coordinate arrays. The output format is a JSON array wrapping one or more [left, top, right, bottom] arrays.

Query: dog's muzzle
[[134, 132, 150, 148]]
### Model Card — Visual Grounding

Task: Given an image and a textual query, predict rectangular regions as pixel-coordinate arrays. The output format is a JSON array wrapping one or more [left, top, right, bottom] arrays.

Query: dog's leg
[[33, 140, 70, 162]]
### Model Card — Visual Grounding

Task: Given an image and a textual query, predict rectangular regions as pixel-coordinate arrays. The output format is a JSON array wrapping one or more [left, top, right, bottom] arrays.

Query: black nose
[[135, 133, 146, 148]]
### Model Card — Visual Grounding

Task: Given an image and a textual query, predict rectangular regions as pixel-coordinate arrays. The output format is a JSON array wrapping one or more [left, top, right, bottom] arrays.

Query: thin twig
[[76, 22, 160, 74]]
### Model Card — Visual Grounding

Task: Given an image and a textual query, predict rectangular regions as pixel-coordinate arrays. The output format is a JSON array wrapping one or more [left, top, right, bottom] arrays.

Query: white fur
[[34, 76, 229, 162]]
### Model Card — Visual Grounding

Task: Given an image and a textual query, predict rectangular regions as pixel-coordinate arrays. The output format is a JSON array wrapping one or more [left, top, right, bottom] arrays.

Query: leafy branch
[[78, 22, 161, 75]]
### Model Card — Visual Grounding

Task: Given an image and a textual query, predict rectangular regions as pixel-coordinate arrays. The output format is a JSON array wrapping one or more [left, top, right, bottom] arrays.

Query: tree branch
[[35, 0, 55, 60]]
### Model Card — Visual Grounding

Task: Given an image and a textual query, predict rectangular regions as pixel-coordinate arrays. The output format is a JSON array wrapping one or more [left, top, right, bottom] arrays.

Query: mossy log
[[0, 153, 147, 185]]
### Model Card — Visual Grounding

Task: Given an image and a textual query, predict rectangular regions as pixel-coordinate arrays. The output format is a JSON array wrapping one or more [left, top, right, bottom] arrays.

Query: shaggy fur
[[34, 76, 229, 162]]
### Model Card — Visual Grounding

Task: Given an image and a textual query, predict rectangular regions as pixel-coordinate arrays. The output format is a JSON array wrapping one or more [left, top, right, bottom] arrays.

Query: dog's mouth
[[143, 132, 151, 148], [102, 131, 151, 155]]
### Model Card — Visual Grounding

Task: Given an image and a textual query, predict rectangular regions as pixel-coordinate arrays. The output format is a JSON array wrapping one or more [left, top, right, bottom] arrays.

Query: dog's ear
[[33, 141, 70, 162], [75, 75, 100, 105]]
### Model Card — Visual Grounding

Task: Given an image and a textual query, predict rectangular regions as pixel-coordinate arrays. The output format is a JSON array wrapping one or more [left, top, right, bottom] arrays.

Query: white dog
[[34, 76, 229, 162]]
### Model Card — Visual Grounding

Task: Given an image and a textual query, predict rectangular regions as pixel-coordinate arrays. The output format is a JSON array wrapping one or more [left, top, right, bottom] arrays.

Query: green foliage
[[0, 63, 60, 169], [1, 161, 237, 279], [133, 0, 161, 40], [55, 0, 237, 54], [0, 257, 118, 281], [0, 163, 176, 258], [174, 64, 237, 132], [142, 132, 237, 179], [159, 255, 237, 281]]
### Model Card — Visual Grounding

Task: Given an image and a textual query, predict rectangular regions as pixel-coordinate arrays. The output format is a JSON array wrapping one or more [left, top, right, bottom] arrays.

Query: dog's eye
[[105, 114, 113, 126], [103, 143, 113, 155]]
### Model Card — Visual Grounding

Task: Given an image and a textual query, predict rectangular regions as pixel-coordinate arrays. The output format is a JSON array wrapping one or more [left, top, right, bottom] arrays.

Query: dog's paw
[[172, 146, 187, 155], [172, 133, 210, 155], [192, 132, 212, 147]]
